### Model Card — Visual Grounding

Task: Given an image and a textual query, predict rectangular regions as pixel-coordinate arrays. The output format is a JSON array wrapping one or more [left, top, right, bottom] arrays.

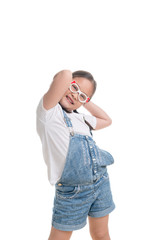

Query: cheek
[[63, 89, 70, 96], [77, 102, 83, 107]]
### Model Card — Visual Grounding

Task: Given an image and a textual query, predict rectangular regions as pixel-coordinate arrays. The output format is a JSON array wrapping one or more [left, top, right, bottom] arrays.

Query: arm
[[43, 70, 72, 110], [83, 101, 112, 130]]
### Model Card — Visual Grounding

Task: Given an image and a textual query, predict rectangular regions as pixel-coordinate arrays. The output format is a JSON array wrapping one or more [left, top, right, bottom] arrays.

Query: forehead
[[73, 77, 93, 96]]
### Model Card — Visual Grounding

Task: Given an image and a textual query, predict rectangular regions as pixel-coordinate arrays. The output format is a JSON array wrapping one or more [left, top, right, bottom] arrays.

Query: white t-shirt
[[36, 96, 97, 186]]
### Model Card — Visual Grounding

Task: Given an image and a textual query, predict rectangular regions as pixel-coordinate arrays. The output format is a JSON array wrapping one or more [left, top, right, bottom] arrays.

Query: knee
[[90, 231, 111, 240]]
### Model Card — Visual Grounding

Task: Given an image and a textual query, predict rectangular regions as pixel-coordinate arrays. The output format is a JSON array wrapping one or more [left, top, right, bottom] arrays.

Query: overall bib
[[52, 109, 116, 231], [56, 109, 114, 186]]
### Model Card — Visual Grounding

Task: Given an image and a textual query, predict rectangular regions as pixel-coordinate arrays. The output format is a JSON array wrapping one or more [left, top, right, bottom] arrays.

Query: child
[[36, 70, 116, 240]]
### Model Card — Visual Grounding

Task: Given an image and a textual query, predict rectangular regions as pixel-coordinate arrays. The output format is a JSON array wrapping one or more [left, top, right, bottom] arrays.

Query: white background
[[0, 0, 160, 239]]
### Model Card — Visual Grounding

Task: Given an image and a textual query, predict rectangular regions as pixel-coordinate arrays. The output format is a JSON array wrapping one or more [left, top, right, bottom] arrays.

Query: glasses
[[69, 81, 90, 103]]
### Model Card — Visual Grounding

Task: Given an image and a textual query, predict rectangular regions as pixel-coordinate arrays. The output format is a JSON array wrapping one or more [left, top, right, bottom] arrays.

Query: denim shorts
[[52, 171, 116, 231]]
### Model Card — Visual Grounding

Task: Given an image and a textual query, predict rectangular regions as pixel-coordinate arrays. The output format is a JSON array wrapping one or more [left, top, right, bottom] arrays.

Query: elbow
[[105, 118, 112, 127], [53, 70, 72, 80], [61, 70, 72, 76]]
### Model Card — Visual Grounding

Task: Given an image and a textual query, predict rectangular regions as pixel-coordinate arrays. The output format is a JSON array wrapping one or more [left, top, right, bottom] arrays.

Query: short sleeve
[[36, 96, 60, 122], [83, 113, 97, 130]]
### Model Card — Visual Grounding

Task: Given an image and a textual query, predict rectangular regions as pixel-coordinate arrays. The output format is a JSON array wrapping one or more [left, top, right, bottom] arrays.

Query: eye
[[72, 84, 78, 91], [73, 85, 77, 90], [80, 94, 86, 100]]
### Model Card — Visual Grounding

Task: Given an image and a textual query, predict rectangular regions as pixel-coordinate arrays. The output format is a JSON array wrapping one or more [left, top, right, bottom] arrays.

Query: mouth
[[66, 95, 74, 104]]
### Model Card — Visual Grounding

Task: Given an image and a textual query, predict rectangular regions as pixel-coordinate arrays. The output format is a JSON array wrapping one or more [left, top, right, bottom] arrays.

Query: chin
[[59, 100, 72, 112]]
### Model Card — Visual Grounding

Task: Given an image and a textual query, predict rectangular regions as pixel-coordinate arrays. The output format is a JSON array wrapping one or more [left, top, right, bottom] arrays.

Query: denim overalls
[[52, 109, 116, 231], [56, 109, 114, 186]]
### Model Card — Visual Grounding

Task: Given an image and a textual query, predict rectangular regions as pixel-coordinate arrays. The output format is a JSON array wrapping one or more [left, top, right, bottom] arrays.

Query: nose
[[71, 92, 78, 101]]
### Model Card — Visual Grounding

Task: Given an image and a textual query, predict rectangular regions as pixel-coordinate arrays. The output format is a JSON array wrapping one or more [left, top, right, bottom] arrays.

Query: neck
[[59, 103, 73, 113]]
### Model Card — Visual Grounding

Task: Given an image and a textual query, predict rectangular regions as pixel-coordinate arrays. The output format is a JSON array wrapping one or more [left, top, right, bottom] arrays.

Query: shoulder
[[36, 96, 62, 122]]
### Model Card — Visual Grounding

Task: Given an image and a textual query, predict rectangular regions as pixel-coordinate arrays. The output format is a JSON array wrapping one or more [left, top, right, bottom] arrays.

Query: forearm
[[83, 101, 112, 121]]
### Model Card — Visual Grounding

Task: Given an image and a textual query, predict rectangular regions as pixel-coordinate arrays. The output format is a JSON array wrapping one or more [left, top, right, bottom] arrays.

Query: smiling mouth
[[66, 95, 74, 104]]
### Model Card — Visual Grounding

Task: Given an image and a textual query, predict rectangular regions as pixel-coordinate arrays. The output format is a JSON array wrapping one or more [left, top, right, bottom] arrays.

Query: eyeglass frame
[[69, 80, 90, 103]]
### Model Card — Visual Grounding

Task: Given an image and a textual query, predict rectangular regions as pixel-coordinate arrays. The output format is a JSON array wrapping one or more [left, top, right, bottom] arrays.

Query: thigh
[[48, 226, 73, 240], [52, 184, 89, 231], [88, 214, 110, 238]]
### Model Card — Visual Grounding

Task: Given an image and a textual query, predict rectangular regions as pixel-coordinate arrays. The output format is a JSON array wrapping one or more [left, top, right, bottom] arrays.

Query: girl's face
[[59, 77, 94, 112]]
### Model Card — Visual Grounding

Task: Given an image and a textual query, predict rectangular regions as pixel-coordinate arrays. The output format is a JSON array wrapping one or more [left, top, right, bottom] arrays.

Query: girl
[[36, 70, 116, 240]]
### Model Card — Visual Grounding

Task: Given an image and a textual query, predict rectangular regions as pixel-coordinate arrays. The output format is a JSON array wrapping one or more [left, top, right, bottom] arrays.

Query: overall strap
[[62, 109, 74, 136], [62, 109, 93, 137]]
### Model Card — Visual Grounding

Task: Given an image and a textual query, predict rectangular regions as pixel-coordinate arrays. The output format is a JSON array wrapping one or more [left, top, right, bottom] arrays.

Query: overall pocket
[[98, 148, 114, 166], [55, 184, 80, 199]]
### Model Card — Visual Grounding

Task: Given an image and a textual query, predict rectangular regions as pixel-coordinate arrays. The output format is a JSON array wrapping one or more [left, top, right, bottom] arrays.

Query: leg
[[88, 214, 111, 240], [48, 225, 73, 240], [88, 172, 115, 240]]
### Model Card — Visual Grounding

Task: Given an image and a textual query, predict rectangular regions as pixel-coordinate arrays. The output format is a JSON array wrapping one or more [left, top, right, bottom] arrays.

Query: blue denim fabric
[[52, 109, 116, 231]]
